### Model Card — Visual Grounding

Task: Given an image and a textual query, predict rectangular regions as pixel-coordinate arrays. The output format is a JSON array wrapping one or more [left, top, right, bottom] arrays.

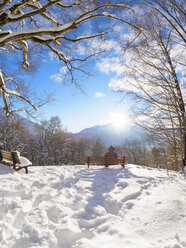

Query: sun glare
[[110, 112, 132, 131]]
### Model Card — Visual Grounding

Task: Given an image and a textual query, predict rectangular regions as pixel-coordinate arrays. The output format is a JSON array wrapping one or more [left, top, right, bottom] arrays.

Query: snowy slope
[[0, 163, 186, 248]]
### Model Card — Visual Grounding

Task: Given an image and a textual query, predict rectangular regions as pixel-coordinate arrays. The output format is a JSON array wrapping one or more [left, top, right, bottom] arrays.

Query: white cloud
[[50, 66, 68, 83], [60, 66, 67, 74], [108, 77, 125, 90], [48, 51, 58, 61], [77, 44, 88, 56], [50, 73, 63, 83], [94, 91, 106, 98], [99, 39, 117, 51], [97, 57, 125, 75], [109, 76, 141, 93], [74, 38, 117, 57]]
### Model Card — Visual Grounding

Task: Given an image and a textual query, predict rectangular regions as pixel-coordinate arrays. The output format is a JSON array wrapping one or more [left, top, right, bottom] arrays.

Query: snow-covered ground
[[0, 163, 186, 248]]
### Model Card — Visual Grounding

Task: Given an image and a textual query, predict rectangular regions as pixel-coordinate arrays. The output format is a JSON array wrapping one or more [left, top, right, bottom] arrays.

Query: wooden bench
[[83, 156, 128, 168], [0, 150, 31, 174]]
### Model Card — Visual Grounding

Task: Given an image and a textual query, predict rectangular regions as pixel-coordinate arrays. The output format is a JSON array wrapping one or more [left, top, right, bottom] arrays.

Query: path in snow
[[0, 164, 186, 248]]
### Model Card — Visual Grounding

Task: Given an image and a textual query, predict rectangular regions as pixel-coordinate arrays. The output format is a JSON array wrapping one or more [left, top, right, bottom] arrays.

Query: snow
[[102, 12, 117, 18], [19, 156, 32, 166], [0, 23, 74, 46], [14, 151, 32, 166], [0, 163, 186, 248]]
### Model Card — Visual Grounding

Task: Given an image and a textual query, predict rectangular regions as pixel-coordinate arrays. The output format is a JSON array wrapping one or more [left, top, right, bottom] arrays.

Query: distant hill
[[70, 123, 145, 146], [0, 109, 38, 134]]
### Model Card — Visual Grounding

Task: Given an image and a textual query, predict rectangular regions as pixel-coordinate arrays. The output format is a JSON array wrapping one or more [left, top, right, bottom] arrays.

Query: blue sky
[[0, 2, 138, 133], [30, 55, 134, 133]]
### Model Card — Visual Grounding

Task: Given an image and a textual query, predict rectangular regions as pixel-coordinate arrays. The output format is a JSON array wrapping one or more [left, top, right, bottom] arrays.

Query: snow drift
[[0, 163, 186, 248]]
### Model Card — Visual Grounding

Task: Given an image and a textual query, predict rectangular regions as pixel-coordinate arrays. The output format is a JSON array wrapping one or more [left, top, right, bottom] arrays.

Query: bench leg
[[122, 156, 125, 168], [87, 156, 90, 168], [15, 166, 28, 174]]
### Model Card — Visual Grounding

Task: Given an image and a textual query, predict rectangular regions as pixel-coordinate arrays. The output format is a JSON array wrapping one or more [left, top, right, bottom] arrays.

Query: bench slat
[[1, 151, 13, 157], [0, 151, 20, 164], [83, 156, 128, 168], [1, 155, 12, 160], [1, 152, 13, 158], [1, 155, 12, 161], [90, 157, 105, 164], [1, 150, 12, 155]]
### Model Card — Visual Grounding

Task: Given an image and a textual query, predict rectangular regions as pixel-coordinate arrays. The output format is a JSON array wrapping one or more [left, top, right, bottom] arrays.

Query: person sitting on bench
[[105, 146, 118, 158]]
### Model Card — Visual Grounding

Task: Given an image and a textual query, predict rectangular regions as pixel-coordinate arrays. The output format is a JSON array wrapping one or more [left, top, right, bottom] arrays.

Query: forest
[[0, 115, 179, 171]]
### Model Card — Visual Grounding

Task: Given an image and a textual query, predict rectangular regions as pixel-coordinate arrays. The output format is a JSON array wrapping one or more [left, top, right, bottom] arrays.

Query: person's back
[[105, 146, 118, 158]]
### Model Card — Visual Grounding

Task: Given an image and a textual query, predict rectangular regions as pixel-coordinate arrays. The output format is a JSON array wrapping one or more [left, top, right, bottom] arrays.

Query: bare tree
[[91, 136, 106, 156], [0, 117, 30, 151], [116, 0, 185, 170], [0, 0, 138, 117], [145, 0, 186, 44]]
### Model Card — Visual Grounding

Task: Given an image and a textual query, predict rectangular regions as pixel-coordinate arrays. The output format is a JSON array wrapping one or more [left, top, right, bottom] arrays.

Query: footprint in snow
[[46, 206, 62, 224]]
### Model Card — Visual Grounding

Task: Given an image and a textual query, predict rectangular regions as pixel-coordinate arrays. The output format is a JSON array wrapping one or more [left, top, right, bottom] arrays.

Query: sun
[[110, 112, 132, 131]]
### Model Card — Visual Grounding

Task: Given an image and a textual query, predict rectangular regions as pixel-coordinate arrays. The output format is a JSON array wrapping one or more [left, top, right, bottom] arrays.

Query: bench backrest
[[83, 156, 105, 165], [83, 156, 128, 166], [0, 150, 20, 165]]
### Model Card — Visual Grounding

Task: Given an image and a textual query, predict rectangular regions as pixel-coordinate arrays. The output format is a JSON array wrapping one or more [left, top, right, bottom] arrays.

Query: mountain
[[71, 123, 145, 146], [0, 109, 38, 134], [16, 115, 38, 134]]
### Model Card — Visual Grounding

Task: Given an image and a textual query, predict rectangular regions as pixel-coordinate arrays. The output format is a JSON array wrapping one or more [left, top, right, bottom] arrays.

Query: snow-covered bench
[[83, 156, 128, 168], [0, 150, 32, 174]]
